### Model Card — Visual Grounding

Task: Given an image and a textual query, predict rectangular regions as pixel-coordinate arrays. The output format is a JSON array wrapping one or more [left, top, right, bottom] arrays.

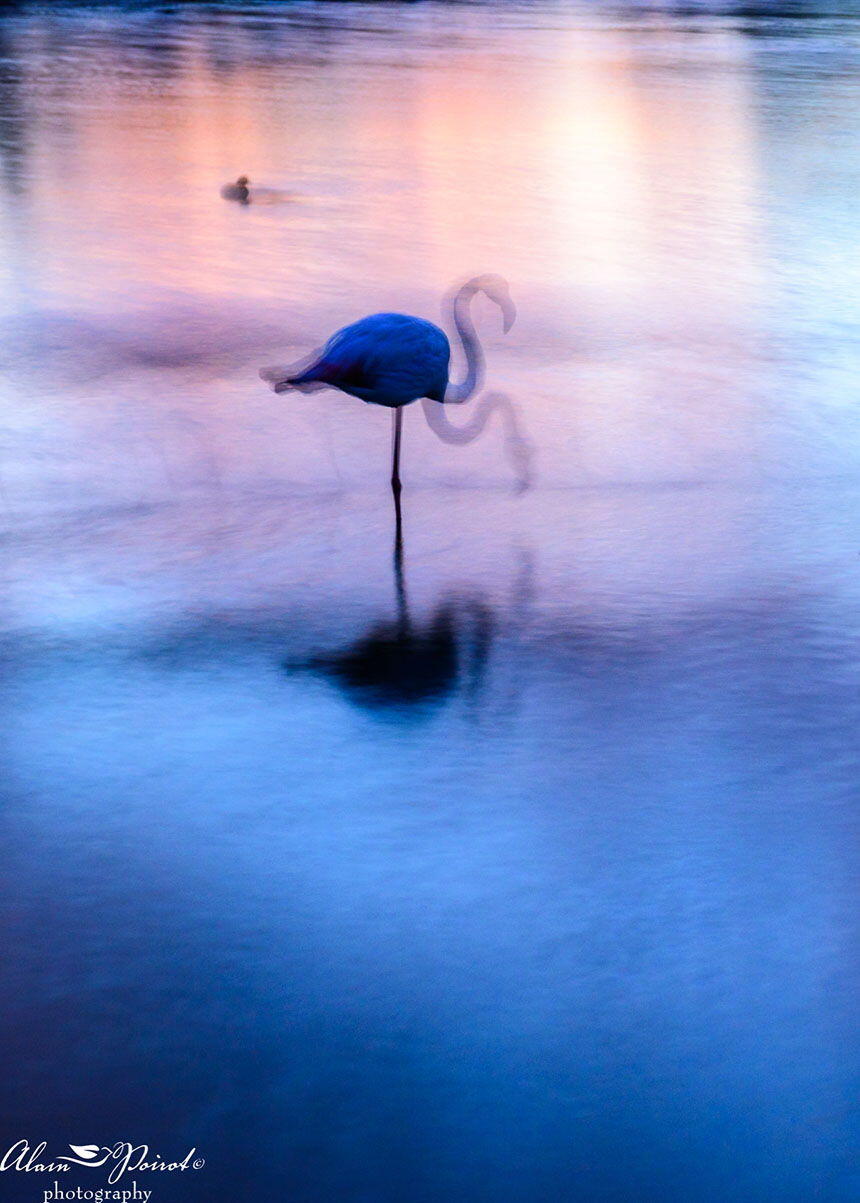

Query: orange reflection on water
[[0, 7, 800, 516], [5, 15, 764, 311]]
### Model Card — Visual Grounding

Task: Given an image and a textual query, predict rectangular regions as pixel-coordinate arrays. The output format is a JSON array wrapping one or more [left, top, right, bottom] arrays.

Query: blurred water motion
[[1, 3, 859, 1203]]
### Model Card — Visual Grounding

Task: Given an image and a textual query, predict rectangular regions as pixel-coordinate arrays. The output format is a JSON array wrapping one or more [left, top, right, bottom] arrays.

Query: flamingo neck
[[444, 282, 485, 404], [421, 391, 534, 491], [422, 390, 496, 445]]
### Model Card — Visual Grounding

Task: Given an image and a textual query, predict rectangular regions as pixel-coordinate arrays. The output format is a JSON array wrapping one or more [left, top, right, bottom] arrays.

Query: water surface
[[0, 3, 858, 1201]]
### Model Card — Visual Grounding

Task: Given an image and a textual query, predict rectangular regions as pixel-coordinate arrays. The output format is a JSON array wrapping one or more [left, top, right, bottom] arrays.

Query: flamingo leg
[[391, 407, 403, 493], [391, 405, 403, 543]]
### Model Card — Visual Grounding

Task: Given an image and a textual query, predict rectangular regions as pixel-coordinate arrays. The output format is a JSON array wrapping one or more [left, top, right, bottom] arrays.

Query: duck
[[220, 175, 250, 204]]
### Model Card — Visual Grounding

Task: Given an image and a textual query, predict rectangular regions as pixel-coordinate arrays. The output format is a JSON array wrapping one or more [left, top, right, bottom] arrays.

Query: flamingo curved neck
[[421, 391, 534, 491], [422, 391, 497, 445], [444, 282, 485, 405]]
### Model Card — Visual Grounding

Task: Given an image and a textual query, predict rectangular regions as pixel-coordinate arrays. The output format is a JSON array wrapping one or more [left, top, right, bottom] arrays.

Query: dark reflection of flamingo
[[260, 275, 529, 519], [286, 523, 493, 715], [135, 533, 534, 722]]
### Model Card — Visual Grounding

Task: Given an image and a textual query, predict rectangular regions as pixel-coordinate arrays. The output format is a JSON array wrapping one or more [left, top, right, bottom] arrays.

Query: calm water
[[1, 3, 858, 1200]]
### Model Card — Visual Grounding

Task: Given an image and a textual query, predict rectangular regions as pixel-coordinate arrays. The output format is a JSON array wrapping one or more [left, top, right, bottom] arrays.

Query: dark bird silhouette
[[220, 175, 250, 204], [287, 525, 492, 716]]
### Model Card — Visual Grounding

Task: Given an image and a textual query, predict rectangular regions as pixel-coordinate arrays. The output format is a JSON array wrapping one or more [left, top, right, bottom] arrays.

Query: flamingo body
[[284, 313, 450, 408]]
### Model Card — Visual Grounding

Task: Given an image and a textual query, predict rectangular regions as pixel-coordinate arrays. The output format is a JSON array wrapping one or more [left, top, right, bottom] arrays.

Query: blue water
[[0, 3, 858, 1201]]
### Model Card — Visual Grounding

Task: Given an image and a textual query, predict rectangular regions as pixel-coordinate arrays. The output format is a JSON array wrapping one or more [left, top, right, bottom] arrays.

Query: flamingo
[[259, 274, 519, 513]]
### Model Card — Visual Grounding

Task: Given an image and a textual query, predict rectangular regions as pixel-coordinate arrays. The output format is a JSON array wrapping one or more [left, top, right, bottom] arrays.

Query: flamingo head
[[471, 274, 517, 333]]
